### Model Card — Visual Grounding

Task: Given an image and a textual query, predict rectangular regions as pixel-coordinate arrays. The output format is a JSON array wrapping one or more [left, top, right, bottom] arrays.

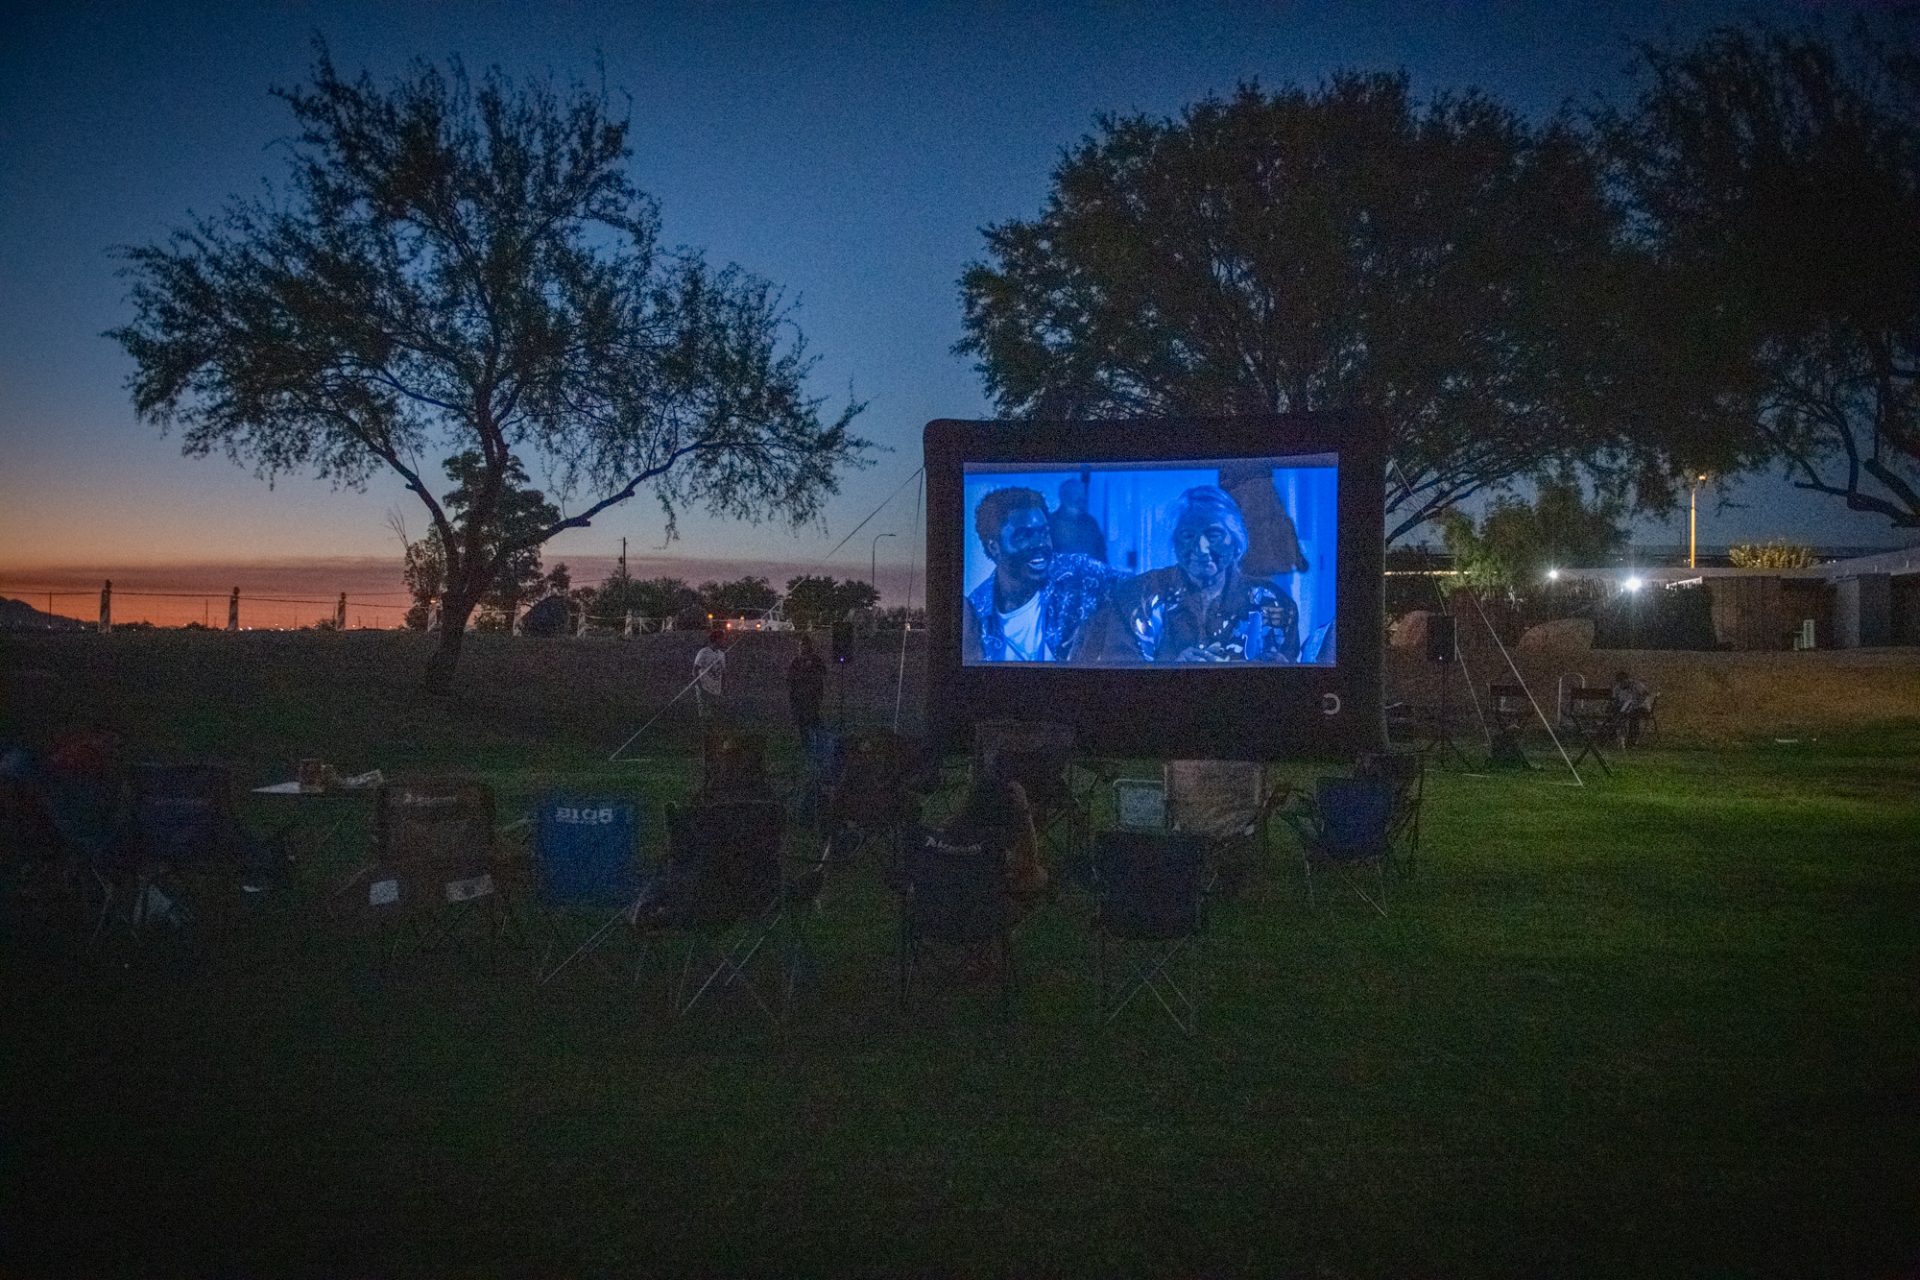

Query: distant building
[[1547, 545, 1920, 650]]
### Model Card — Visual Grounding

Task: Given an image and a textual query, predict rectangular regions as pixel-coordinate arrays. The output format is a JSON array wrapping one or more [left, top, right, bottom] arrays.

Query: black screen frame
[[924, 414, 1386, 760]]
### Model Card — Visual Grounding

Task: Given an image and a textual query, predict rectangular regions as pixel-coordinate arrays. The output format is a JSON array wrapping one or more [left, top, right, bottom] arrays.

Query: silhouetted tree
[[1604, 20, 1920, 526], [957, 76, 1630, 540], [698, 576, 778, 617], [781, 574, 880, 627], [1437, 478, 1626, 593], [111, 45, 866, 689]]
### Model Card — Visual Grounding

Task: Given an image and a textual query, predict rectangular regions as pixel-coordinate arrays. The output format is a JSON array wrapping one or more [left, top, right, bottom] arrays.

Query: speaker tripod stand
[[1424, 633, 1474, 769]]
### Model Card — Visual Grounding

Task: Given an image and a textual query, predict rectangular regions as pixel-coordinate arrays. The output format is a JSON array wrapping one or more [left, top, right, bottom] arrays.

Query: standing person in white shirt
[[693, 629, 728, 723]]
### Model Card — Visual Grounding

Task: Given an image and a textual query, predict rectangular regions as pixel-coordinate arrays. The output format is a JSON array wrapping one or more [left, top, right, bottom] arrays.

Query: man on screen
[[963, 486, 1120, 662], [1086, 485, 1300, 663]]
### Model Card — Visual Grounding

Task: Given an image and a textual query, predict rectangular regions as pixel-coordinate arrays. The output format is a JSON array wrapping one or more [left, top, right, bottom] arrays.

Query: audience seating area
[[1, 721, 1435, 1029]]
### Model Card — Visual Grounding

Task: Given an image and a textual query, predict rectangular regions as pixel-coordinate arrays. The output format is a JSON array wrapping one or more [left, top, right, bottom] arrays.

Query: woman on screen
[[1084, 485, 1300, 663]]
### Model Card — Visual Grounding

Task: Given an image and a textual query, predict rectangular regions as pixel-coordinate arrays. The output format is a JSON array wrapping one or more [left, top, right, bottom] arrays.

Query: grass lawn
[[3, 632, 1918, 1276]]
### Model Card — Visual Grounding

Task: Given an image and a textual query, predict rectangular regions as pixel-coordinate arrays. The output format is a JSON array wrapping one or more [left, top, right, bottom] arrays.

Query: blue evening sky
[[1, 0, 1905, 599]]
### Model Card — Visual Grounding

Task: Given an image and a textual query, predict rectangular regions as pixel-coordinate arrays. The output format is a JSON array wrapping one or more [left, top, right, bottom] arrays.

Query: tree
[[781, 573, 880, 627], [698, 576, 777, 617], [957, 76, 1631, 541], [110, 46, 867, 689], [1437, 477, 1626, 592], [398, 451, 558, 630], [588, 573, 701, 627], [1605, 20, 1920, 527]]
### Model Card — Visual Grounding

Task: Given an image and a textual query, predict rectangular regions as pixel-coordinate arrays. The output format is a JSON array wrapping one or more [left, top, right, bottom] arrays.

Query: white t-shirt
[[997, 593, 1047, 662], [694, 645, 726, 695]]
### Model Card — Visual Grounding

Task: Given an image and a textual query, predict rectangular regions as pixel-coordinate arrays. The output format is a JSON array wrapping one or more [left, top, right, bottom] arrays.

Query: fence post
[[624, 609, 636, 639], [335, 592, 347, 629], [227, 587, 239, 632], [99, 580, 112, 634]]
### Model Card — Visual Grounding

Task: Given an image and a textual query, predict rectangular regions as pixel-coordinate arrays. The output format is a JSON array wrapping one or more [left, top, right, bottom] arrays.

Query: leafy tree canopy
[[1438, 478, 1626, 591], [1604, 19, 1920, 526], [957, 76, 1637, 541], [781, 574, 880, 627], [110, 43, 867, 686]]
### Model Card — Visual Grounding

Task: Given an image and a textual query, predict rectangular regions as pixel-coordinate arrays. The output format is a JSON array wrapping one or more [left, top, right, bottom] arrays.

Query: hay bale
[[1518, 617, 1594, 652], [1389, 610, 1434, 651]]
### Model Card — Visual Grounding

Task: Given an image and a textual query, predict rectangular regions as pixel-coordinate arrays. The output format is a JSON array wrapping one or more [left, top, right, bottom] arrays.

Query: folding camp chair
[[791, 727, 844, 829], [1559, 688, 1617, 776], [1164, 759, 1284, 894], [1282, 776, 1394, 916], [35, 764, 132, 941], [1092, 830, 1207, 1035], [896, 830, 1019, 1024], [973, 720, 1086, 870], [128, 763, 294, 928], [820, 730, 921, 876], [363, 779, 520, 967], [1355, 750, 1427, 878], [698, 730, 774, 803], [636, 799, 814, 1019], [527, 794, 647, 984]]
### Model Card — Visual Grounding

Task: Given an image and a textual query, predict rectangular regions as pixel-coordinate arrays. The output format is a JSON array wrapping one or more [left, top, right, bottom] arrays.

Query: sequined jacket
[[1091, 565, 1300, 663], [962, 553, 1122, 662]]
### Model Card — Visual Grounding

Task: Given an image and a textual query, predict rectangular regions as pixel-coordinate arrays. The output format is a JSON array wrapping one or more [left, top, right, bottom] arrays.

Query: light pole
[[1689, 473, 1709, 569], [871, 531, 896, 596]]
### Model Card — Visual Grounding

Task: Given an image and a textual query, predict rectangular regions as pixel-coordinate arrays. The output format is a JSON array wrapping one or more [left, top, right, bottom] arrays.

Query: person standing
[[693, 629, 728, 724], [787, 632, 826, 735]]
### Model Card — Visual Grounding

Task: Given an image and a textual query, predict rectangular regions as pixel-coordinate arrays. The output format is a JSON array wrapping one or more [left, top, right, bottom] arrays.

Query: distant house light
[[1546, 568, 1561, 582], [1623, 576, 1645, 593]]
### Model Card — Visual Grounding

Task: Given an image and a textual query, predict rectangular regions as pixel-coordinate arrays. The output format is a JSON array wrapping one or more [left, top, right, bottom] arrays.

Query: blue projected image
[[961, 456, 1338, 667]]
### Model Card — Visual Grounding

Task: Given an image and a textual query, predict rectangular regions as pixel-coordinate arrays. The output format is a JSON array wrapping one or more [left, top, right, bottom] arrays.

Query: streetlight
[[871, 531, 896, 595], [1689, 473, 1710, 569]]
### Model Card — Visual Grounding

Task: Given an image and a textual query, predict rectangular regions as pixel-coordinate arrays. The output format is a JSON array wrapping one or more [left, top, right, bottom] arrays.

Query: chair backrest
[[1165, 759, 1264, 839], [374, 779, 496, 881], [1356, 751, 1422, 802], [131, 762, 237, 866], [1313, 776, 1394, 860], [1567, 688, 1616, 723], [699, 730, 772, 802], [831, 731, 917, 827], [533, 794, 642, 909], [903, 832, 1010, 944], [1489, 683, 1530, 716], [1113, 778, 1168, 832], [1092, 830, 1204, 939], [663, 799, 786, 923], [803, 728, 843, 783], [974, 720, 1074, 811]]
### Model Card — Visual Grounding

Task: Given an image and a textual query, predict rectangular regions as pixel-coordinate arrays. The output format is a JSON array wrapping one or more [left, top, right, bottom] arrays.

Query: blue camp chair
[[529, 794, 646, 983], [1091, 830, 1207, 1034], [1283, 776, 1394, 915]]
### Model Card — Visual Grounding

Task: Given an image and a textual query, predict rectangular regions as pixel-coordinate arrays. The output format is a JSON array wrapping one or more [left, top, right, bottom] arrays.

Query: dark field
[[3, 630, 1918, 1277]]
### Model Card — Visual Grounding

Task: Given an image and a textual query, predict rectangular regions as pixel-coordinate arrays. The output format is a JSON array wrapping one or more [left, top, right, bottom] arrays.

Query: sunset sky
[[3, 0, 1910, 626]]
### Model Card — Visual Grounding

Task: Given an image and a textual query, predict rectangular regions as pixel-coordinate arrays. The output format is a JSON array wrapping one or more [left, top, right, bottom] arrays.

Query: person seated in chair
[[941, 754, 1049, 908], [1611, 669, 1653, 748]]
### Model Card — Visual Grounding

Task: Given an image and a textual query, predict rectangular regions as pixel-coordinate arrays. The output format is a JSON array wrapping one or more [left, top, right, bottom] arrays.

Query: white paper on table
[[444, 874, 494, 903]]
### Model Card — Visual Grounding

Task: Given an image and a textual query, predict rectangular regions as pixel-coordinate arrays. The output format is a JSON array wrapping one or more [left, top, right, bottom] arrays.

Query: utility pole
[[871, 531, 896, 594]]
